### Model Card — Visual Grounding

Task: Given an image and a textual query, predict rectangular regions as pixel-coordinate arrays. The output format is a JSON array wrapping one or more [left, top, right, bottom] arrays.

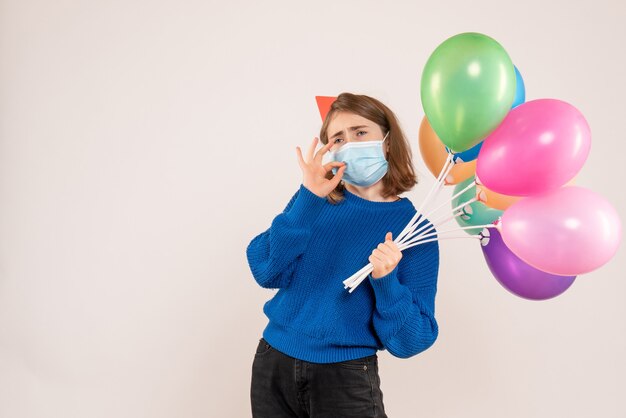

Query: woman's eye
[[356, 131, 367, 136], [334, 138, 343, 144]]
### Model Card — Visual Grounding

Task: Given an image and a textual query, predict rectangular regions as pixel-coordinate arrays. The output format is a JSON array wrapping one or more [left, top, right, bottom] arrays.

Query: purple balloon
[[480, 228, 576, 300]]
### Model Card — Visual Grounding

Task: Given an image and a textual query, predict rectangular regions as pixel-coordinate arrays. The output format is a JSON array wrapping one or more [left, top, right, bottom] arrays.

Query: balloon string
[[398, 223, 498, 250], [346, 267, 373, 293], [345, 235, 483, 292], [428, 210, 464, 233], [399, 235, 482, 252], [397, 210, 462, 247], [342, 212, 460, 289], [342, 262, 374, 288], [395, 153, 455, 244], [397, 181, 476, 245], [394, 154, 454, 243], [343, 210, 483, 291], [400, 196, 476, 246], [395, 155, 451, 244], [343, 264, 373, 289]]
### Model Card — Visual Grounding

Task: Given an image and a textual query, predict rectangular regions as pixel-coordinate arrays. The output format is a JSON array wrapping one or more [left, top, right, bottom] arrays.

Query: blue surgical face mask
[[327, 131, 389, 187]]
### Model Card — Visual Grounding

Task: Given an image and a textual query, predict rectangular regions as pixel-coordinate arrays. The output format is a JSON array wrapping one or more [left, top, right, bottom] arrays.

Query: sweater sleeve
[[246, 183, 326, 289], [368, 224, 440, 359]]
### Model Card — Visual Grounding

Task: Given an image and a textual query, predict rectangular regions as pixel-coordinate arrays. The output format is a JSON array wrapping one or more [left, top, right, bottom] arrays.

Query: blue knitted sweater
[[246, 183, 439, 363]]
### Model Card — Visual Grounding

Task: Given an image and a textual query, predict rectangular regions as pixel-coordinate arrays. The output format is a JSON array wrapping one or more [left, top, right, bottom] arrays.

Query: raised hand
[[296, 137, 346, 198]]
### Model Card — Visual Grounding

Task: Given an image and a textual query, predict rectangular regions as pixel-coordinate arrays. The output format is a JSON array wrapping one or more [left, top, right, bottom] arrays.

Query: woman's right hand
[[296, 137, 346, 198]]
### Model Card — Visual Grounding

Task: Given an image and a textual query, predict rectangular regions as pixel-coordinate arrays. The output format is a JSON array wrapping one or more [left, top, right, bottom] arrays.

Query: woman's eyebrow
[[330, 125, 369, 139]]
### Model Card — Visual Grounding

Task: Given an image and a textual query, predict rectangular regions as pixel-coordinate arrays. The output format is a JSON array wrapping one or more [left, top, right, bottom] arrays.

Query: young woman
[[246, 92, 440, 418]]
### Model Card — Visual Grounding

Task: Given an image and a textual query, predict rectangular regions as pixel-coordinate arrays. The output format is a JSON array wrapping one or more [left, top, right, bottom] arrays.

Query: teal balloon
[[421, 32, 516, 153], [452, 177, 503, 235]]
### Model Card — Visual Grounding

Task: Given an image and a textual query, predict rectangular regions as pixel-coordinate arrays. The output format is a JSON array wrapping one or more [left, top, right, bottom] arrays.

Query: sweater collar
[[342, 188, 413, 210]]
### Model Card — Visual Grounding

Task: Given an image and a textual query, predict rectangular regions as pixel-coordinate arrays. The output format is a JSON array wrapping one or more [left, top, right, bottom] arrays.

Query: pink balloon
[[501, 186, 622, 276], [476, 99, 591, 196]]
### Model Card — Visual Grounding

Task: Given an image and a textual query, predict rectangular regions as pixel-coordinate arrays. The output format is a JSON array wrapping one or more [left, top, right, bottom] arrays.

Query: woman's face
[[326, 112, 388, 154]]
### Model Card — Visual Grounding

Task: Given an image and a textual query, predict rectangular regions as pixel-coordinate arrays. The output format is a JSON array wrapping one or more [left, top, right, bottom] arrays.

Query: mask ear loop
[[381, 131, 390, 155]]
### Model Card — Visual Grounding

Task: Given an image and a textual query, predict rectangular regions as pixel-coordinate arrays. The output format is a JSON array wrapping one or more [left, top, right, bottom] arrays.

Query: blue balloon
[[446, 141, 483, 163], [512, 65, 525, 108]]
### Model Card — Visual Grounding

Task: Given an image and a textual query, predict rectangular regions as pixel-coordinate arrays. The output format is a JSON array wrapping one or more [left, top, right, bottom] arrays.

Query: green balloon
[[421, 32, 516, 153], [452, 177, 503, 235]]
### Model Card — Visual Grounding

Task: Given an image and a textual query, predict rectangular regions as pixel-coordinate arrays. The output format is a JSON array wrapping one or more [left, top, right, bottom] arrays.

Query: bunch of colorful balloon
[[413, 32, 621, 301]]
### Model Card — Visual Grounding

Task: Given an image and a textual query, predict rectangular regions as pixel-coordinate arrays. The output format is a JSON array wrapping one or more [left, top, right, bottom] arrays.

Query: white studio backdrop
[[1, 0, 625, 417]]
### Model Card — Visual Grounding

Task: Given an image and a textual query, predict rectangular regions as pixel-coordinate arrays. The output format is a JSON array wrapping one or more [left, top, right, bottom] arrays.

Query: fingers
[[369, 253, 384, 265], [307, 137, 318, 162], [374, 236, 402, 260], [376, 242, 396, 258], [378, 234, 399, 252], [328, 164, 346, 188], [299, 137, 335, 168], [314, 140, 334, 162], [296, 146, 305, 170], [323, 161, 345, 172], [369, 252, 396, 273], [370, 232, 402, 275], [370, 249, 399, 268], [304, 137, 334, 165]]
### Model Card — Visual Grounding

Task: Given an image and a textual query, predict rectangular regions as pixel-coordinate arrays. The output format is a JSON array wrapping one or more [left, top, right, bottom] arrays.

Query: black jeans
[[251, 338, 388, 418]]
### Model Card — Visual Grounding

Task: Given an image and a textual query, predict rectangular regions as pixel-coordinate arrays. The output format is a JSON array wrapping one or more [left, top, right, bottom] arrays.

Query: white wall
[[1, 0, 625, 417]]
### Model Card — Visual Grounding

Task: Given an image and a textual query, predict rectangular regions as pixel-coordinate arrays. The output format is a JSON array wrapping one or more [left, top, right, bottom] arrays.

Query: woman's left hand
[[369, 232, 403, 279]]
